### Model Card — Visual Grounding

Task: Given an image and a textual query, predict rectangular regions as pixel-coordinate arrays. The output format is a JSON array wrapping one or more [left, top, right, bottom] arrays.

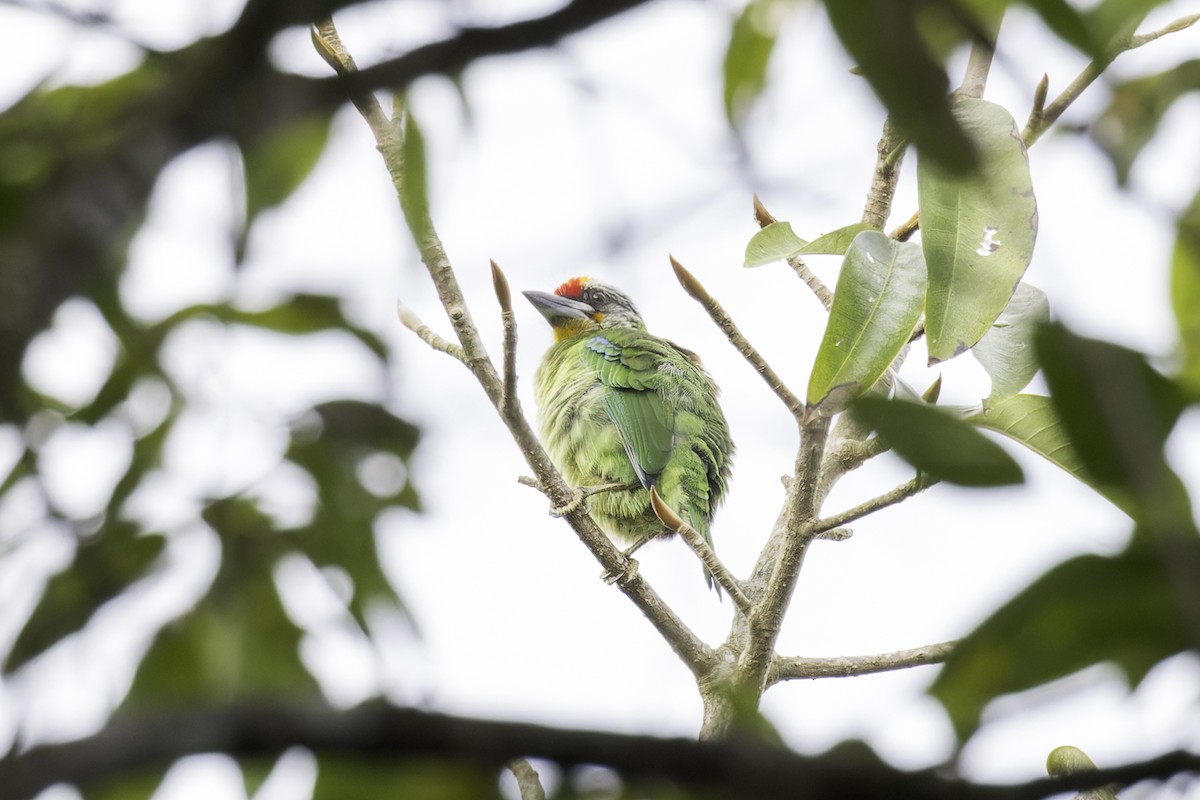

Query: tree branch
[[809, 475, 934, 538], [769, 640, 956, 682], [4, 703, 1198, 800], [752, 196, 834, 310], [312, 20, 715, 678], [670, 256, 806, 420]]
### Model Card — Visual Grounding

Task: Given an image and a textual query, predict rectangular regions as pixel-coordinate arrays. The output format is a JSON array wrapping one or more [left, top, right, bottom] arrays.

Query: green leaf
[[807, 231, 926, 410], [1173, 185, 1200, 397], [971, 282, 1049, 399], [854, 395, 1024, 486], [242, 115, 333, 231], [919, 97, 1037, 363], [970, 394, 1129, 515], [1093, 60, 1200, 184], [5, 523, 166, 673], [930, 547, 1194, 741], [796, 222, 875, 255], [825, 0, 975, 172], [723, 0, 793, 126], [743, 220, 807, 267], [159, 294, 389, 360], [398, 106, 432, 245], [1035, 324, 1190, 532], [1046, 746, 1119, 800]]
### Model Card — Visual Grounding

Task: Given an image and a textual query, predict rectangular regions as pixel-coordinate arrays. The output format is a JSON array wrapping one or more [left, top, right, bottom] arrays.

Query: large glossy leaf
[[807, 231, 926, 411], [1035, 324, 1190, 533], [1171, 185, 1200, 397], [853, 396, 1024, 487], [930, 546, 1194, 741], [824, 0, 975, 172], [971, 282, 1049, 399], [722, 0, 794, 126], [919, 97, 1037, 363], [969, 394, 1129, 515], [743, 220, 807, 267]]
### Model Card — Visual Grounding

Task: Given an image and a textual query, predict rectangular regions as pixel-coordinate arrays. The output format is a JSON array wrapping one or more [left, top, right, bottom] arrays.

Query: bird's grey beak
[[522, 290, 595, 322]]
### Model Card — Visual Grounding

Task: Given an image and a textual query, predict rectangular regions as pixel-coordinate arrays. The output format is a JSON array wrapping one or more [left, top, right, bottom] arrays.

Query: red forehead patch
[[554, 276, 590, 299]]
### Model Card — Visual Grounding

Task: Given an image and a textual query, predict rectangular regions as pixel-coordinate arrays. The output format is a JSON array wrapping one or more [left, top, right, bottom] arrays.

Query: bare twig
[[670, 256, 806, 420], [861, 117, 906, 231], [769, 640, 956, 683], [809, 476, 934, 538], [1023, 13, 1199, 146], [492, 260, 519, 418], [752, 195, 834, 310], [649, 487, 752, 615], [958, 36, 994, 100], [396, 302, 466, 361], [507, 758, 548, 800]]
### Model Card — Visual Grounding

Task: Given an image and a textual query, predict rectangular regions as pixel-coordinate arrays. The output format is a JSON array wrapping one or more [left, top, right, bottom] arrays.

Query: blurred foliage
[[0, 0, 1199, 797]]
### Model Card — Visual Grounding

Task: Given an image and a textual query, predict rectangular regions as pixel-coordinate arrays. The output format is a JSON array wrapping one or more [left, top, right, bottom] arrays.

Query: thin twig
[[753, 195, 834, 310], [769, 640, 956, 683], [809, 475, 934, 538], [507, 758, 548, 800], [492, 260, 518, 418], [861, 117, 906, 231], [889, 211, 920, 242], [1023, 13, 1199, 146], [397, 302, 466, 361], [649, 487, 753, 615], [670, 256, 806, 420]]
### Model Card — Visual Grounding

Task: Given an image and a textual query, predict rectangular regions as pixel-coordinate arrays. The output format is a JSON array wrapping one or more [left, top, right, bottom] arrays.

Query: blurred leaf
[[1173, 185, 1200, 397], [919, 97, 1037, 363], [84, 768, 164, 800], [160, 294, 388, 360], [722, 0, 794, 126], [743, 220, 807, 267], [241, 115, 333, 233], [796, 222, 874, 255], [313, 757, 501, 800], [1093, 59, 1200, 184], [125, 498, 317, 705], [398, 106, 432, 245], [824, 0, 975, 172], [970, 393, 1130, 515], [971, 282, 1049, 399], [854, 395, 1024, 486], [807, 231, 926, 411], [1035, 324, 1190, 533], [930, 547, 1194, 741], [5, 523, 166, 673], [287, 401, 420, 627]]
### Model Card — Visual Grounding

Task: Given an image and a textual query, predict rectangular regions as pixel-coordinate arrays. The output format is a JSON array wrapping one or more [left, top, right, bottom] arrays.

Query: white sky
[[3, 1, 1200, 798]]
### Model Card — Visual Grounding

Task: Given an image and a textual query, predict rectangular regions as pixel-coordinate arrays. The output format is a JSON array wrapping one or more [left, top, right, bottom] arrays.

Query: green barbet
[[523, 276, 733, 591]]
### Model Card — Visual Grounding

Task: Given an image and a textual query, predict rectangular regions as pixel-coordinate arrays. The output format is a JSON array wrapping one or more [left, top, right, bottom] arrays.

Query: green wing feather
[[584, 332, 676, 487]]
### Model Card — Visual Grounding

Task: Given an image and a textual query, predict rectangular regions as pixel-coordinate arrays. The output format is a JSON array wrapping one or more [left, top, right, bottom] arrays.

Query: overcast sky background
[[4, 1, 1200, 798]]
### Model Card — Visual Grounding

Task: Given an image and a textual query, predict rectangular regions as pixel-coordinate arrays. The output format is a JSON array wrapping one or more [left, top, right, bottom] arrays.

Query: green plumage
[[524, 278, 733, 591]]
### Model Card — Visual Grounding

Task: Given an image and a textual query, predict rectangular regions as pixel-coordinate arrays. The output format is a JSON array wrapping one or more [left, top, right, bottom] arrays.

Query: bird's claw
[[549, 487, 586, 518], [601, 556, 639, 586]]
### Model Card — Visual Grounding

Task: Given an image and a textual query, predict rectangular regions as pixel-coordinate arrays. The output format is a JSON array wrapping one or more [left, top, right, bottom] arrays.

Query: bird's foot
[[549, 487, 586, 518], [601, 556, 639, 586], [548, 481, 632, 518]]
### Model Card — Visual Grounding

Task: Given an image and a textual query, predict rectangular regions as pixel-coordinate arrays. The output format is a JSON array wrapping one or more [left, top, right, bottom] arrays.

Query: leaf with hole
[[919, 97, 1037, 363]]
